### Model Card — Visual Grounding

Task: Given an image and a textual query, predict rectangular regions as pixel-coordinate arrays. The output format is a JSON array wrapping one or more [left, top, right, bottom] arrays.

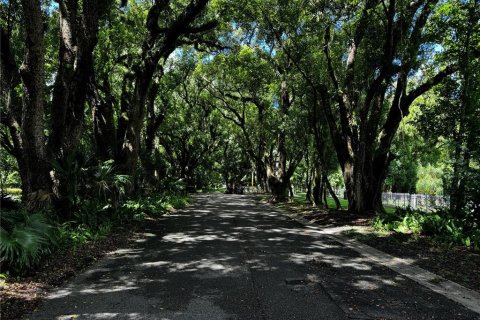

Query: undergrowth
[[0, 193, 190, 275], [373, 207, 480, 250]]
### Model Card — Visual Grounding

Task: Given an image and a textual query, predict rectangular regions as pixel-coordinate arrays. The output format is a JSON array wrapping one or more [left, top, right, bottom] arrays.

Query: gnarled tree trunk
[[321, 0, 457, 215], [46, 0, 104, 213], [267, 80, 304, 202], [49, 0, 102, 155], [115, 0, 214, 183], [141, 80, 165, 187], [6, 0, 51, 208], [91, 77, 117, 161]]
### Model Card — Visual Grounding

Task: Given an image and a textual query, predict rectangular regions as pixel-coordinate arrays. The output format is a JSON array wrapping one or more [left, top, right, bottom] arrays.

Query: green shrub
[[422, 209, 479, 249], [0, 171, 20, 189], [160, 178, 186, 194], [5, 188, 22, 195], [373, 207, 480, 250], [56, 221, 112, 250], [74, 200, 111, 230], [0, 192, 190, 274], [373, 208, 425, 233], [0, 272, 7, 284], [165, 194, 190, 208], [51, 157, 132, 210], [119, 194, 190, 220], [0, 210, 56, 273], [86, 160, 131, 208]]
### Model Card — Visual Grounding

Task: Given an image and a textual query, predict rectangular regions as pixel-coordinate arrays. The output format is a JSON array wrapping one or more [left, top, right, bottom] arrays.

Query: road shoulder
[[261, 197, 480, 316]]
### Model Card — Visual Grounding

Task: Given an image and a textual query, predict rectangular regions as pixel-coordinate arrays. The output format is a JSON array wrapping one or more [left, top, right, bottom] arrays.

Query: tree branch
[[405, 64, 458, 105], [323, 26, 354, 140], [377, 64, 457, 156], [183, 20, 218, 34]]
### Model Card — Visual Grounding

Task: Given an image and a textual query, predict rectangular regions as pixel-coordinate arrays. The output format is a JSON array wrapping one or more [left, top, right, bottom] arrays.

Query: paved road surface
[[29, 194, 479, 319]]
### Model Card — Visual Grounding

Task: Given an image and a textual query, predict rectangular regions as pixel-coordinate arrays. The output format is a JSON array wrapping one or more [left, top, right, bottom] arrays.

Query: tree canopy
[[1, 0, 479, 219]]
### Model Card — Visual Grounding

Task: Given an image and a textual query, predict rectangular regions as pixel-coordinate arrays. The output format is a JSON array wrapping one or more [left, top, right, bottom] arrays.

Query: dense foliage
[[1, 0, 479, 272]]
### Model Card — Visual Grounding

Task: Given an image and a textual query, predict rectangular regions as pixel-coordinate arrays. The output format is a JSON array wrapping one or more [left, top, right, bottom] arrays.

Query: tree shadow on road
[[28, 194, 479, 320]]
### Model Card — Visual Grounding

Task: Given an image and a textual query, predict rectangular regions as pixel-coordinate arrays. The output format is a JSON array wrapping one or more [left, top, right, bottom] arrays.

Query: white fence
[[247, 186, 449, 212], [330, 189, 449, 211], [241, 186, 263, 194], [381, 192, 449, 212]]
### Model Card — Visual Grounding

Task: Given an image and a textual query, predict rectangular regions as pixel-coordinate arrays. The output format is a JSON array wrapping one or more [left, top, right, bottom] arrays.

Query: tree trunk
[[47, 0, 102, 213], [18, 0, 51, 208], [49, 0, 101, 156], [255, 162, 268, 192], [267, 80, 294, 202], [324, 173, 341, 209], [305, 166, 313, 204], [116, 69, 150, 178], [288, 182, 294, 200], [91, 78, 117, 161], [312, 162, 324, 207], [340, 153, 385, 214], [449, 9, 474, 217], [141, 81, 165, 187], [304, 147, 313, 203], [257, 161, 267, 193], [254, 102, 268, 193], [322, 183, 328, 208], [116, 0, 212, 181], [450, 141, 467, 215], [340, 159, 355, 211], [268, 179, 289, 202]]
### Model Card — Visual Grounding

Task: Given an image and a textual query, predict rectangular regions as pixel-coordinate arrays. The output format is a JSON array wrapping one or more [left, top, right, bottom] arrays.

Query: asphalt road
[[28, 194, 479, 320]]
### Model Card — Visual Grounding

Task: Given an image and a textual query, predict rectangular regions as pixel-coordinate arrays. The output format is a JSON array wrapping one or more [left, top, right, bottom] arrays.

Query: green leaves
[[373, 208, 480, 250], [0, 211, 55, 273], [56, 222, 111, 251]]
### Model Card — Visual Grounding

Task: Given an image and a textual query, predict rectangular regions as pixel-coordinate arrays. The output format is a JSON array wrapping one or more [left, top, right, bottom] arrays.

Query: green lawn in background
[[293, 192, 395, 213]]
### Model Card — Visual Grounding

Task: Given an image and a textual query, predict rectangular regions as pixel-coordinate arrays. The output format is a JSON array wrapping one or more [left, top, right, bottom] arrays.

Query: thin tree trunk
[[324, 173, 341, 209], [305, 166, 313, 204], [312, 162, 324, 207], [288, 182, 294, 200], [256, 164, 268, 192], [322, 183, 328, 209], [341, 159, 356, 211], [304, 147, 313, 203], [449, 8, 474, 216], [267, 80, 294, 202]]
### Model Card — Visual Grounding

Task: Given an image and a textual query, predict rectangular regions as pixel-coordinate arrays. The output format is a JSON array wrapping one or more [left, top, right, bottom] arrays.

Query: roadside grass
[[4, 188, 22, 195], [292, 192, 348, 209], [197, 187, 226, 193], [291, 192, 395, 213]]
